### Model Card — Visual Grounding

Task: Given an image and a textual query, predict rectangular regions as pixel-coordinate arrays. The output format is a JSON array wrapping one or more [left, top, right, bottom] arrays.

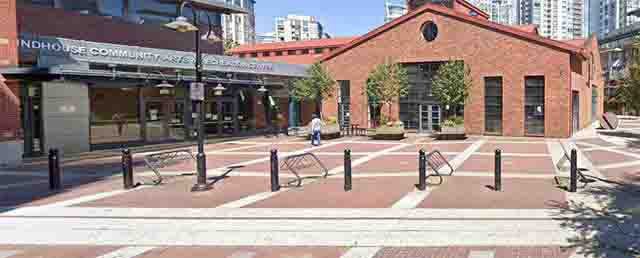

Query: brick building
[[0, 0, 307, 165], [229, 37, 356, 124], [230, 37, 356, 64], [320, 0, 604, 138]]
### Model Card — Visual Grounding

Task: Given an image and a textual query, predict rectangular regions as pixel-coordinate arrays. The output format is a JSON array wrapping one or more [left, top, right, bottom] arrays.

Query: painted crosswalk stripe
[[391, 190, 431, 209], [468, 250, 495, 258], [340, 247, 381, 258], [96, 246, 156, 258], [0, 251, 20, 258]]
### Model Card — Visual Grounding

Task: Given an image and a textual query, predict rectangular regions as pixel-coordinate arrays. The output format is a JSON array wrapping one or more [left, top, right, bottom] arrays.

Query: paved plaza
[[0, 120, 639, 258]]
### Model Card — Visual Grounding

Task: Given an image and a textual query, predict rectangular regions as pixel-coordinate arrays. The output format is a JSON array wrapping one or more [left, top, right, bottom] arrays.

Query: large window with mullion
[[484, 77, 503, 135], [524, 76, 545, 135]]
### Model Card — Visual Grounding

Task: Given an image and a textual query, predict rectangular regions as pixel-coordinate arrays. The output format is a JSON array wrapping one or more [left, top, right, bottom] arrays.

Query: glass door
[[203, 100, 220, 135], [220, 100, 235, 136], [22, 83, 44, 156]]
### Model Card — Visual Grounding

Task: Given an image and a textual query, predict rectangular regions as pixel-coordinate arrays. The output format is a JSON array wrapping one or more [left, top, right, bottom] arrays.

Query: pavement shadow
[[0, 155, 172, 209], [549, 182, 640, 258]]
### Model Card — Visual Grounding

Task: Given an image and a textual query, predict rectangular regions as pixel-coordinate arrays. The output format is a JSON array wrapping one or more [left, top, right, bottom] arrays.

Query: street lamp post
[[165, 1, 220, 192]]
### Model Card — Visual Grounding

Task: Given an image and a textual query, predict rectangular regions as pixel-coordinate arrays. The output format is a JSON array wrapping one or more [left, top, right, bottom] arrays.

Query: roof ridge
[[321, 3, 582, 62]]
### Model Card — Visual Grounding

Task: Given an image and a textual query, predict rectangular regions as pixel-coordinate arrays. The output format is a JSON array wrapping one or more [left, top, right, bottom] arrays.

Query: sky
[[254, 0, 387, 37]]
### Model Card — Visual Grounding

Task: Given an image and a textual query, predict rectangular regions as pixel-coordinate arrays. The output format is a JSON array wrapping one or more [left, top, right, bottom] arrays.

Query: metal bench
[[280, 152, 329, 187], [425, 150, 455, 185]]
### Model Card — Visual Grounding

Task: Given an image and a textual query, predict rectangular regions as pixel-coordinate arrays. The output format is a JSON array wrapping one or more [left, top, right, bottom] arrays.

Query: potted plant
[[365, 59, 409, 140], [432, 60, 471, 140], [372, 120, 406, 140]]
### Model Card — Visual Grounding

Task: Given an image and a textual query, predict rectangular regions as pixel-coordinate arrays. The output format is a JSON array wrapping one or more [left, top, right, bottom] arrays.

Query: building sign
[[18, 34, 307, 77]]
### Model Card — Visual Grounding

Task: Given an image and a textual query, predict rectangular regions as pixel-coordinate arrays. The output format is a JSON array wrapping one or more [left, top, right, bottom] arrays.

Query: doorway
[[203, 98, 238, 137], [21, 83, 44, 157]]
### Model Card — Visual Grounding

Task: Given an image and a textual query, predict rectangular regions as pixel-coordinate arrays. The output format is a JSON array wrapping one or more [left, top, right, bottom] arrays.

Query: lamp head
[[155, 80, 175, 89], [204, 31, 223, 43], [164, 16, 198, 33], [257, 85, 268, 93]]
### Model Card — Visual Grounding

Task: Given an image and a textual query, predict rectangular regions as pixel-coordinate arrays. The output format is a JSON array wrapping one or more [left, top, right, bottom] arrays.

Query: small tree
[[223, 39, 240, 56], [432, 60, 472, 120], [366, 60, 409, 125], [291, 63, 336, 118], [618, 42, 640, 116]]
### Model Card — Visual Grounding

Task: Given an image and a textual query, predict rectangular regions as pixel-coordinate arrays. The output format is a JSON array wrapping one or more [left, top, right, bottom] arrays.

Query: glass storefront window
[[143, 87, 187, 142], [525, 76, 545, 135], [90, 87, 141, 145]]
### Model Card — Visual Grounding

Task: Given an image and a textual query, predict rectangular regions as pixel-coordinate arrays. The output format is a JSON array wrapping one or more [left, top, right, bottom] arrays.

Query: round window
[[422, 21, 438, 42]]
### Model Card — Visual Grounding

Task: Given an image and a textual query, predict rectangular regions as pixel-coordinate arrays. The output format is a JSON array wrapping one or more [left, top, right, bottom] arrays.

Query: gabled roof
[[454, 0, 490, 19], [322, 3, 583, 62], [230, 37, 357, 54], [511, 24, 539, 35], [563, 38, 587, 47]]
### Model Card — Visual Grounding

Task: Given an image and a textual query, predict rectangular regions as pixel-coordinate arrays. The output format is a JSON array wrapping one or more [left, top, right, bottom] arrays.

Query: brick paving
[[457, 155, 556, 174], [478, 142, 549, 154], [227, 142, 311, 153], [575, 138, 619, 147], [245, 177, 417, 208], [319, 142, 401, 153], [0, 175, 122, 207], [418, 177, 566, 209], [0, 175, 45, 185], [238, 154, 365, 174], [600, 165, 640, 183], [162, 154, 267, 172], [581, 149, 636, 166], [0, 245, 121, 258], [374, 246, 573, 258], [137, 246, 348, 258], [393, 143, 472, 153], [78, 176, 271, 208], [353, 154, 457, 173]]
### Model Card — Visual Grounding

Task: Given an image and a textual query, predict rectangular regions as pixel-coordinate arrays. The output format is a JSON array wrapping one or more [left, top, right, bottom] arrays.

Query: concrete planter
[[304, 124, 342, 140], [371, 126, 406, 140], [437, 126, 466, 140], [0, 140, 23, 167]]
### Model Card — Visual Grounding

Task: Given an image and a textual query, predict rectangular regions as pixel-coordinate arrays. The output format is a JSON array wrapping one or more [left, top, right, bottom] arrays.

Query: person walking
[[310, 114, 323, 146]]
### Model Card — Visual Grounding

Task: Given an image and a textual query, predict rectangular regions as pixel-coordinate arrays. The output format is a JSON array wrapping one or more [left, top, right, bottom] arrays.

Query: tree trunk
[[315, 97, 322, 119], [388, 103, 393, 124]]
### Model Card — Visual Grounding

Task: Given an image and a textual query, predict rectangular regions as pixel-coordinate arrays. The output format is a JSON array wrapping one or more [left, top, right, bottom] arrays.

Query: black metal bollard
[[122, 149, 134, 189], [270, 149, 280, 192], [494, 149, 502, 191], [48, 149, 62, 190], [570, 149, 578, 193], [344, 149, 352, 191], [417, 149, 427, 191]]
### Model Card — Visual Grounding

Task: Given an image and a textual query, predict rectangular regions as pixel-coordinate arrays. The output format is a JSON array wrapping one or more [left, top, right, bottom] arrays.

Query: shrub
[[443, 117, 464, 127], [324, 116, 338, 125]]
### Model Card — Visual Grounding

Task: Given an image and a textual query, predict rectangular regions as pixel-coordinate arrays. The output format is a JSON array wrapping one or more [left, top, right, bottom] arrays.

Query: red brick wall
[[322, 9, 574, 137], [570, 35, 605, 132], [16, 4, 222, 54], [0, 0, 21, 142], [0, 80, 21, 141]]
